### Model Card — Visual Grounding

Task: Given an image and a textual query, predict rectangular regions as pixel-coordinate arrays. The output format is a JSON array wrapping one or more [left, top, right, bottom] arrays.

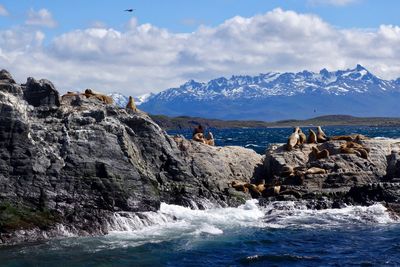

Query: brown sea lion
[[346, 141, 370, 153], [355, 148, 369, 159], [308, 129, 317, 144], [317, 126, 327, 143], [298, 129, 307, 145], [245, 183, 262, 197], [126, 96, 137, 111], [193, 125, 204, 137], [193, 133, 206, 143], [340, 145, 361, 157], [306, 167, 327, 175], [84, 89, 113, 104], [331, 134, 368, 142], [261, 185, 281, 197], [312, 146, 330, 159], [231, 181, 249, 193], [256, 184, 266, 193], [287, 128, 300, 151], [280, 165, 294, 177]]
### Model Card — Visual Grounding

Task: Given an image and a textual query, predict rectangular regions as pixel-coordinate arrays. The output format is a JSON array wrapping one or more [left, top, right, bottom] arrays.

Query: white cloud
[[26, 8, 57, 28], [1, 8, 400, 96], [308, 0, 359, 6], [0, 4, 8, 16]]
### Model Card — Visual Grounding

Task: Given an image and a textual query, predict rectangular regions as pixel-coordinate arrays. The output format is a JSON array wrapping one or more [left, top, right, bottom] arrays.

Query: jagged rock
[[0, 69, 15, 83], [0, 70, 23, 96], [23, 77, 60, 107], [265, 140, 400, 191], [0, 71, 264, 245]]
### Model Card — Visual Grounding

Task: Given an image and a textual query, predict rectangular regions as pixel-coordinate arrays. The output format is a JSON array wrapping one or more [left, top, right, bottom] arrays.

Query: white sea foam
[[373, 136, 400, 141], [105, 200, 397, 247]]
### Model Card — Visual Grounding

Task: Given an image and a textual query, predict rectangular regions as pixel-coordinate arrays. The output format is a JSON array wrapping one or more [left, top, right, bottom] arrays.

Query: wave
[[104, 200, 397, 247], [373, 136, 400, 141], [244, 143, 262, 148]]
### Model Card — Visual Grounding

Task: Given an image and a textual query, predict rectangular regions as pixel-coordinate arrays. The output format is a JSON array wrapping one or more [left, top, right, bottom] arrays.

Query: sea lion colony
[[230, 126, 371, 197]]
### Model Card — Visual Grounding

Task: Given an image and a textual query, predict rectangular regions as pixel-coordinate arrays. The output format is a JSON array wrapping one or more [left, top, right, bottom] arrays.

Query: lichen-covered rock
[[0, 71, 264, 245]]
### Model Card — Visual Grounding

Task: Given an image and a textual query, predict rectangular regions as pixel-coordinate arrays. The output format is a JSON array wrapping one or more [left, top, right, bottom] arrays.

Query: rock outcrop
[[0, 71, 264, 245], [264, 140, 400, 209]]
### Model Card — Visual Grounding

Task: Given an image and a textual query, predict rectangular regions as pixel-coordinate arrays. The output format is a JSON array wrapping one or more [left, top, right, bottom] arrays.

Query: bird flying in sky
[[124, 9, 135, 12]]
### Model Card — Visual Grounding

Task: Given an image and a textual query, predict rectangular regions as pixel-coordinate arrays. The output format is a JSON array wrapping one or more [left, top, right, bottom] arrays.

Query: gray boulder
[[23, 77, 60, 107]]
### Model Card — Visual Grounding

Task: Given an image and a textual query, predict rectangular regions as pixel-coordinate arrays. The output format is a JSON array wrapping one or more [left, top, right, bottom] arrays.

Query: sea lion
[[193, 125, 204, 137], [231, 181, 249, 193], [205, 132, 215, 146], [273, 185, 281, 195], [245, 183, 262, 197], [256, 184, 266, 193], [308, 129, 317, 144], [317, 126, 327, 143], [261, 185, 281, 197], [312, 146, 330, 159], [280, 165, 294, 177], [84, 89, 113, 104], [340, 145, 361, 157], [298, 129, 307, 145], [287, 127, 300, 151], [126, 96, 137, 111], [346, 141, 370, 153], [306, 167, 327, 175], [193, 133, 206, 143], [356, 148, 369, 159], [61, 91, 79, 99], [330, 134, 368, 142]]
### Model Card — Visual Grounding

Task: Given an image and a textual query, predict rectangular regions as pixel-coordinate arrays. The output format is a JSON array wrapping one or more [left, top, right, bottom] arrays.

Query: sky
[[1, 0, 400, 96]]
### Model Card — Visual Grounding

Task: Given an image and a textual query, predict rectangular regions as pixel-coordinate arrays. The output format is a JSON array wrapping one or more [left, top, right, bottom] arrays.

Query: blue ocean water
[[1, 126, 400, 267], [168, 125, 400, 154]]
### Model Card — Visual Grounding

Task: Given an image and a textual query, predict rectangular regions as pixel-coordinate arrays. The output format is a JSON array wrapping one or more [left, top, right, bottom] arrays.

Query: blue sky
[[1, 0, 400, 95], [2, 0, 400, 34]]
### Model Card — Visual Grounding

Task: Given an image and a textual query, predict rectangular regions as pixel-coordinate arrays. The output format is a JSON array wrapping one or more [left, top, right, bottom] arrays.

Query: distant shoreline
[[150, 114, 400, 130]]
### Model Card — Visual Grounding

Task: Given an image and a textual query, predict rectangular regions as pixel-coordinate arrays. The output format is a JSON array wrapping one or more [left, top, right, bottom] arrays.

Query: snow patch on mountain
[[143, 65, 399, 103]]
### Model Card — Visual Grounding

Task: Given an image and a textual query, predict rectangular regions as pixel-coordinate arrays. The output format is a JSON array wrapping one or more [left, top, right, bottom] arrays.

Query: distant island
[[150, 114, 400, 130]]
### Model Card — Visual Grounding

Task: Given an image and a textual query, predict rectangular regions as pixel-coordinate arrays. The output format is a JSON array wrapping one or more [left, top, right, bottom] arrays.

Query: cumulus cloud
[[0, 4, 8, 16], [1, 8, 400, 96], [308, 0, 359, 6], [26, 8, 57, 28]]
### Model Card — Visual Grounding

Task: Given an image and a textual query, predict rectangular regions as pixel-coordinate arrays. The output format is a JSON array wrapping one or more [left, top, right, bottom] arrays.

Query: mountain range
[[111, 65, 400, 121]]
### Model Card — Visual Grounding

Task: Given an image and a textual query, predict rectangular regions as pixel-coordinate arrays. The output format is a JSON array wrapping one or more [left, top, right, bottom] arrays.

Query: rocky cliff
[[1, 69, 400, 246], [0, 70, 263, 245]]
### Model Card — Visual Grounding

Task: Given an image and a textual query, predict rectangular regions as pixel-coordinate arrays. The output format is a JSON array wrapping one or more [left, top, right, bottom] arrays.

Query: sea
[[1, 126, 400, 267]]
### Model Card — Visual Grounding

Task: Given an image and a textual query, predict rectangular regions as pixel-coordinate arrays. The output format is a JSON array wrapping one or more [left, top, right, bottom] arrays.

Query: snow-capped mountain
[[108, 92, 129, 108], [138, 65, 400, 121], [108, 93, 153, 108]]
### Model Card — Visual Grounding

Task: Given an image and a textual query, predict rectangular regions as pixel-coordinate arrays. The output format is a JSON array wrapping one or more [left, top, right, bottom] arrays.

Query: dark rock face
[[0, 71, 264, 245], [23, 77, 60, 107]]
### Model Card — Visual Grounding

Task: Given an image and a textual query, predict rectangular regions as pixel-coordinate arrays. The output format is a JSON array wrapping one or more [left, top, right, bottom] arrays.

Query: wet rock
[[0, 70, 264, 245]]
